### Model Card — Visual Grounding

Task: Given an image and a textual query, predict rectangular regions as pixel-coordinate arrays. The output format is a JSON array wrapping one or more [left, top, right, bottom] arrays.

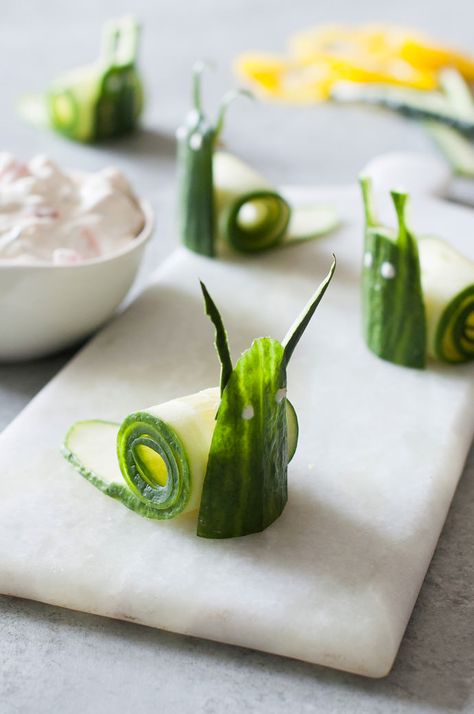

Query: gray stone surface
[[0, 0, 473, 712]]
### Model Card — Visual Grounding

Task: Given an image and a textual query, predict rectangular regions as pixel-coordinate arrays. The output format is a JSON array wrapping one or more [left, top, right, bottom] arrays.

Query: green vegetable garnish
[[177, 63, 340, 257], [360, 176, 426, 368], [198, 259, 334, 538], [63, 259, 335, 538], [20, 16, 143, 143], [360, 177, 474, 367]]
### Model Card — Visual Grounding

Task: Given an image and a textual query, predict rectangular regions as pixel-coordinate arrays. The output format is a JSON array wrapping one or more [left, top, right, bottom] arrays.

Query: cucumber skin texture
[[360, 180, 427, 369], [363, 229, 426, 368], [94, 67, 144, 140], [198, 338, 289, 539], [177, 117, 215, 257]]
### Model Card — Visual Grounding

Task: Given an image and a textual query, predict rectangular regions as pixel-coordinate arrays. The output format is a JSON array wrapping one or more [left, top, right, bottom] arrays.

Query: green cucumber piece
[[176, 65, 252, 257], [23, 16, 143, 143], [332, 81, 474, 135], [64, 393, 300, 522], [284, 205, 340, 245], [63, 419, 171, 519], [176, 63, 216, 257], [360, 176, 426, 369], [418, 236, 474, 363], [64, 263, 335, 537], [64, 388, 220, 520], [423, 70, 474, 177], [214, 151, 291, 252], [424, 121, 474, 177], [197, 337, 289, 538], [198, 260, 334, 538], [286, 398, 299, 462], [438, 69, 474, 121]]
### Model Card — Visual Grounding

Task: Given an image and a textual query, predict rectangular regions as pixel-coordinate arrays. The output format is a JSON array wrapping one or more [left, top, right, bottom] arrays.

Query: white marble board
[[0, 186, 472, 678]]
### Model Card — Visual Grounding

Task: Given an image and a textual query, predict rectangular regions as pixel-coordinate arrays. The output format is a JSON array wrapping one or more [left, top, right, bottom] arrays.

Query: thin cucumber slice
[[286, 399, 299, 462], [214, 151, 290, 252], [424, 121, 474, 177], [360, 177, 426, 369], [438, 69, 474, 121], [284, 205, 340, 244], [64, 388, 220, 520], [63, 419, 168, 519], [419, 236, 474, 363], [332, 81, 474, 135]]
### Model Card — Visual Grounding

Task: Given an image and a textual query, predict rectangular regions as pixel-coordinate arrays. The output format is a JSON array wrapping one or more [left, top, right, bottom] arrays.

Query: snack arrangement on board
[[1, 14, 474, 680], [63, 261, 335, 538]]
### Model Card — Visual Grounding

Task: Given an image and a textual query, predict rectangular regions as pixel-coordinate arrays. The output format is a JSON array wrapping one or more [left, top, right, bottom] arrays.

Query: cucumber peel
[[332, 80, 474, 135], [197, 259, 335, 538], [360, 176, 426, 368], [63, 261, 335, 537], [360, 177, 474, 368]]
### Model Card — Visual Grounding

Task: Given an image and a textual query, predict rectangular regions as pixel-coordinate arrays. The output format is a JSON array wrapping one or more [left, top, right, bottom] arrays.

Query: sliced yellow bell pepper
[[234, 23, 474, 104], [399, 37, 474, 80]]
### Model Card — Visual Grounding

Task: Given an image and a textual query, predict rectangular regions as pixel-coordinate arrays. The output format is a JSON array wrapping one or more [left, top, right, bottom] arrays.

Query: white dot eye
[[275, 388, 287, 404], [380, 261, 396, 279], [189, 133, 203, 150], [242, 405, 255, 420], [363, 252, 373, 268]]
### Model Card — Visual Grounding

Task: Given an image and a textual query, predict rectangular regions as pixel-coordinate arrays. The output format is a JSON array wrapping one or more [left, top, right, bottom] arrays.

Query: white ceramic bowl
[[0, 201, 154, 362]]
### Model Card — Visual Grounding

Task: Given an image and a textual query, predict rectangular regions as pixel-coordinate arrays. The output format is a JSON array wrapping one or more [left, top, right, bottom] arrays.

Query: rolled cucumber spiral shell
[[64, 388, 219, 520], [214, 151, 291, 252], [64, 387, 299, 522], [419, 237, 474, 363]]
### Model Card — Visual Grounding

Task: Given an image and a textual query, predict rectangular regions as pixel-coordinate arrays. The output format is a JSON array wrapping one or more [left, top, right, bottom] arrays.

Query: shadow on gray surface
[[0, 348, 77, 428], [96, 127, 177, 161]]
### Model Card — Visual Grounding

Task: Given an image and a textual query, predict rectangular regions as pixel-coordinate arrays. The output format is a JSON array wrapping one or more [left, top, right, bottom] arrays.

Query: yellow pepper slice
[[399, 37, 474, 80], [234, 23, 474, 104]]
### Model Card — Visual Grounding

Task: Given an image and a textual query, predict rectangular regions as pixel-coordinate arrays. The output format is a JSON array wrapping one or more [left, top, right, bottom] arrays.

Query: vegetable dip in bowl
[[0, 153, 145, 264], [0, 153, 153, 361]]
